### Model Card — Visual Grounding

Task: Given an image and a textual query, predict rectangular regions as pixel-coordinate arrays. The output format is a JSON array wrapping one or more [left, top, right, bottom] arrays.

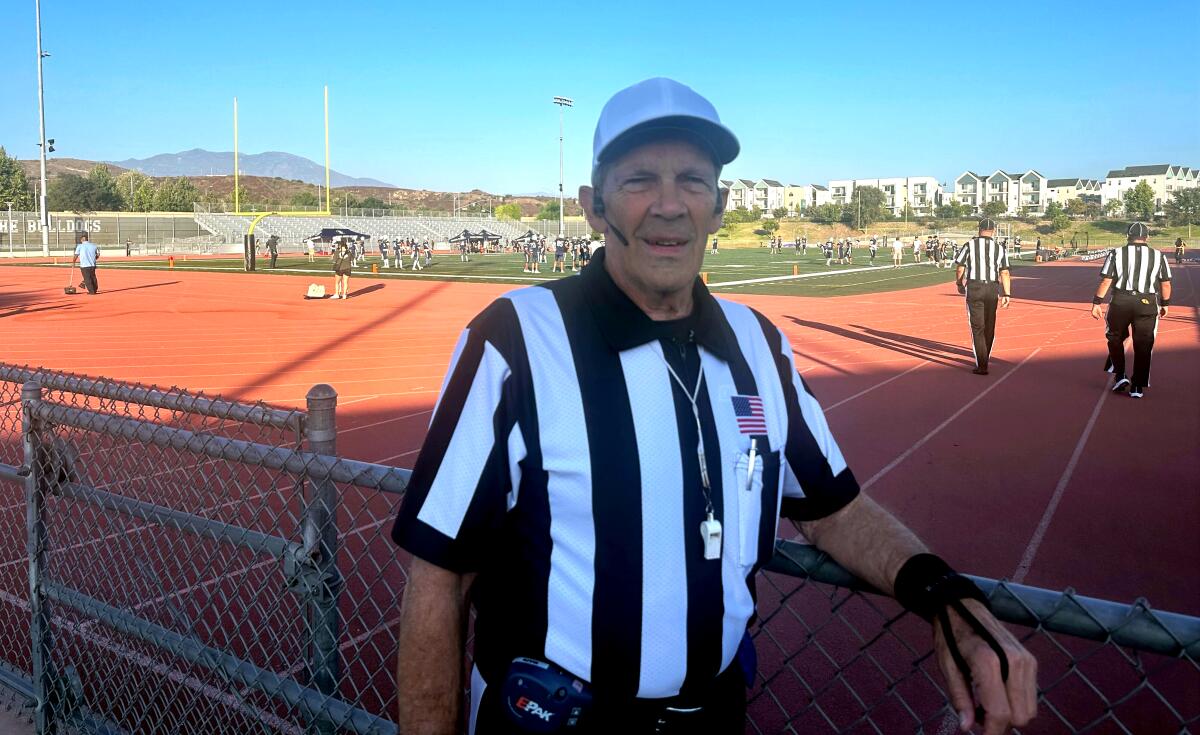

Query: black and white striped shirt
[[953, 236, 1010, 282], [392, 248, 859, 700], [1100, 244, 1172, 296]]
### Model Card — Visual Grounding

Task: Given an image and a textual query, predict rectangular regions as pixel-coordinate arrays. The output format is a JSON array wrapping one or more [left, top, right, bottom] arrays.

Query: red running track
[[1, 257, 1197, 729]]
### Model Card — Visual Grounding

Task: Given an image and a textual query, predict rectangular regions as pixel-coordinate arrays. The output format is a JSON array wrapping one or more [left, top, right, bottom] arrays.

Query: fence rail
[[0, 364, 1197, 734]]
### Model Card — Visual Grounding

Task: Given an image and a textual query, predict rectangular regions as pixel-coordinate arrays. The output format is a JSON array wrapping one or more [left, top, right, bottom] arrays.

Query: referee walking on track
[[1092, 222, 1172, 399], [391, 78, 1036, 735], [954, 218, 1012, 375]]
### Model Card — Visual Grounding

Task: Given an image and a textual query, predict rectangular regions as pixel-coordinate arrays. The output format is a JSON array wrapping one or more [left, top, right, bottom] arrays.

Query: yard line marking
[[708, 260, 935, 288], [371, 447, 421, 465], [861, 348, 1041, 491], [1012, 382, 1108, 584], [824, 361, 924, 412]]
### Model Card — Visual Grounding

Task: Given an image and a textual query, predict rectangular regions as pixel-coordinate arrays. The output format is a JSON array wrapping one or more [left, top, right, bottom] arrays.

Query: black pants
[[1105, 292, 1159, 386], [80, 266, 98, 294], [473, 664, 746, 735], [965, 281, 999, 369], [269, 251, 278, 268]]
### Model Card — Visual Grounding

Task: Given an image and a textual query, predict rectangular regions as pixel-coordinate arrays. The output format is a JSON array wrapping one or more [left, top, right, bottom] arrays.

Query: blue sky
[[2, 0, 1197, 195]]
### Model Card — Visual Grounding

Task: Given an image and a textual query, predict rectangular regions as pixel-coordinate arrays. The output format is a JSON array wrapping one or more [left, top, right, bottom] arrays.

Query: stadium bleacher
[[192, 210, 588, 248]]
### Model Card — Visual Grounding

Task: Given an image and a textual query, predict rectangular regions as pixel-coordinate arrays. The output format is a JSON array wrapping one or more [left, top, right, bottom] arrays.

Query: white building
[[1101, 165, 1199, 211], [783, 184, 829, 214], [953, 169, 1047, 215], [754, 179, 787, 213], [827, 176, 943, 216], [725, 178, 758, 212]]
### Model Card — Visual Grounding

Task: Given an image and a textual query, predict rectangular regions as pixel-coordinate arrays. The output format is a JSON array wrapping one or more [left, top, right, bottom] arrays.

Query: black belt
[[967, 279, 999, 284]]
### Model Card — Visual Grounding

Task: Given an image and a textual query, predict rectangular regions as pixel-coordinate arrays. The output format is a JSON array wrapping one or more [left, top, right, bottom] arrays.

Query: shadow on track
[[786, 317, 976, 369]]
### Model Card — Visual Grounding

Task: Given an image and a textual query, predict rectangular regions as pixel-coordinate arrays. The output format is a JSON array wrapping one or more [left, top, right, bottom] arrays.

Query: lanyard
[[658, 343, 714, 519]]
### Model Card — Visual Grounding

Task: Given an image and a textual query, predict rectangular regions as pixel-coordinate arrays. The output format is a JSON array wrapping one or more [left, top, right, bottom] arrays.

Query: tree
[[1164, 188, 1200, 227], [981, 200, 1008, 219], [0, 147, 35, 210], [536, 200, 560, 220], [87, 165, 123, 210], [152, 177, 199, 211], [132, 179, 157, 212], [1065, 198, 1089, 218], [1049, 213, 1070, 233], [359, 196, 387, 211], [1122, 180, 1155, 221], [723, 206, 758, 224], [1044, 200, 1065, 219], [115, 170, 150, 211], [48, 174, 98, 211], [289, 190, 319, 208], [759, 219, 779, 234], [771, 206, 789, 220], [844, 186, 888, 229], [808, 202, 843, 224], [936, 200, 970, 219], [1103, 199, 1123, 218], [494, 203, 522, 220]]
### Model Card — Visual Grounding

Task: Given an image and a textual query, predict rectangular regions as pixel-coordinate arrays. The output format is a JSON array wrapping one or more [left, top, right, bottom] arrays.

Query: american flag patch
[[731, 394, 767, 434]]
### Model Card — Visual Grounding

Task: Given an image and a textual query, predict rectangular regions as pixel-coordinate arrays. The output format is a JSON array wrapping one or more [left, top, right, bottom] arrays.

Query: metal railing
[[0, 364, 1196, 734]]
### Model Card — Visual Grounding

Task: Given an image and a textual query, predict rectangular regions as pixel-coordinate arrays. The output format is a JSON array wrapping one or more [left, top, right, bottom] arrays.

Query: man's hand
[[1160, 306, 1169, 317], [1091, 304, 1103, 320], [1000, 296, 1011, 309], [956, 281, 966, 295], [933, 599, 1038, 734]]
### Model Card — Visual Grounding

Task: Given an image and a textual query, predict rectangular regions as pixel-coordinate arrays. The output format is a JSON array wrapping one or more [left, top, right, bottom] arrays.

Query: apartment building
[[754, 179, 786, 213], [724, 179, 758, 211], [952, 169, 1047, 215], [828, 176, 943, 216], [1101, 165, 1199, 210], [1045, 178, 1102, 206]]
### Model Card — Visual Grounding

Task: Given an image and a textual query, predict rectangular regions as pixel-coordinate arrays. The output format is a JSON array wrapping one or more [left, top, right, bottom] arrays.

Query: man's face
[[581, 139, 725, 304]]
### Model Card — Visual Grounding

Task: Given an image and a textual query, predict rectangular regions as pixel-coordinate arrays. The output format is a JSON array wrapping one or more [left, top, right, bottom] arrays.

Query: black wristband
[[1092, 296, 1104, 305], [1161, 299, 1171, 306], [1002, 293, 1011, 298], [894, 553, 989, 621]]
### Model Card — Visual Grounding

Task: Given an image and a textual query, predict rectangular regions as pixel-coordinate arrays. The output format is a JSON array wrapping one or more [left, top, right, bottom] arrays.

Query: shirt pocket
[[732, 447, 781, 569]]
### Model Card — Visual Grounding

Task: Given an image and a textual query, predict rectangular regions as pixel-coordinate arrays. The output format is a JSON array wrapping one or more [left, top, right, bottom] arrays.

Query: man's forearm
[[799, 494, 927, 595], [1001, 271, 1012, 295], [955, 266, 965, 283], [396, 559, 474, 735], [1094, 277, 1112, 301]]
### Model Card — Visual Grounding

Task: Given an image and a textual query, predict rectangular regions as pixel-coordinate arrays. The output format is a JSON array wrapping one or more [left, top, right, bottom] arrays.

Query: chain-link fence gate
[[0, 363, 1197, 734]]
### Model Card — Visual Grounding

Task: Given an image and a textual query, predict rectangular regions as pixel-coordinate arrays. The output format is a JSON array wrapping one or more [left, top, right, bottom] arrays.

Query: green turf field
[[43, 247, 1044, 297]]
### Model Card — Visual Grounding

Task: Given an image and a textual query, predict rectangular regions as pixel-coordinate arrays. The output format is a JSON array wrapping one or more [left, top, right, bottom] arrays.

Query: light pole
[[553, 96, 573, 239], [34, 0, 51, 256]]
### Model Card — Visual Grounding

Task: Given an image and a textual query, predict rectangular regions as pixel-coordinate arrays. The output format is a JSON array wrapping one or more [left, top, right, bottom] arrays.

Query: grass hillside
[[716, 218, 1194, 250]]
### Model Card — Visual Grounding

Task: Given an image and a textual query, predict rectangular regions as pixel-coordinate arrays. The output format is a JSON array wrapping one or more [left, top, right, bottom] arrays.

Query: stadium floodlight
[[34, 0, 50, 256], [553, 96, 573, 239]]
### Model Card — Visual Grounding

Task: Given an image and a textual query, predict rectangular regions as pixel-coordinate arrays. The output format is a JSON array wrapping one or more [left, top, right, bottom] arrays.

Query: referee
[[391, 78, 1035, 735], [954, 218, 1012, 375], [1092, 222, 1172, 399]]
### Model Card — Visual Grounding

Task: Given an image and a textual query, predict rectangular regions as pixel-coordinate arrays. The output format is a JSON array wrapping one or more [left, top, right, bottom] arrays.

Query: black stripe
[[661, 339, 726, 698], [553, 283, 644, 699], [753, 312, 861, 522]]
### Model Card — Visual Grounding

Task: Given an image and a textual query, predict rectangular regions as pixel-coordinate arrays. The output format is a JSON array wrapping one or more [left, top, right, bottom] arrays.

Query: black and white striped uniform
[[1099, 244, 1172, 386], [392, 248, 859, 719], [954, 236, 1010, 371]]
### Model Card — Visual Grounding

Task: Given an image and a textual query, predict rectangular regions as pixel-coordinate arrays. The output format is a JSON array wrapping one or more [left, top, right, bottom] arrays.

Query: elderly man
[[392, 78, 1036, 735]]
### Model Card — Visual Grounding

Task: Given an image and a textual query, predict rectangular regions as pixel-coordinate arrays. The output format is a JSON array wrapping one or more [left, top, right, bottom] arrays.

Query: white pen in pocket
[[746, 438, 757, 491]]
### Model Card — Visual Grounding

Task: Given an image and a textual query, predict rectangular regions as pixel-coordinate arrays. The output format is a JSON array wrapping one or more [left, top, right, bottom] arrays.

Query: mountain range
[[109, 149, 394, 188]]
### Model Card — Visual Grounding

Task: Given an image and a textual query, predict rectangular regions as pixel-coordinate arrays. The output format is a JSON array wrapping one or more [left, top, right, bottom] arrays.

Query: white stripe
[[416, 341, 511, 538], [620, 342, 688, 697], [509, 287, 595, 681]]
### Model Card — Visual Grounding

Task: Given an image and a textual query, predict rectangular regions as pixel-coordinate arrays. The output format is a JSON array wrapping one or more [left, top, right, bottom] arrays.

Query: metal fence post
[[22, 381, 55, 734], [303, 384, 340, 735]]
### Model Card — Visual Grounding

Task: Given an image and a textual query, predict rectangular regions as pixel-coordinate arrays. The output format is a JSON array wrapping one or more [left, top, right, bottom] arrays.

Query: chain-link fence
[[1, 363, 1197, 734]]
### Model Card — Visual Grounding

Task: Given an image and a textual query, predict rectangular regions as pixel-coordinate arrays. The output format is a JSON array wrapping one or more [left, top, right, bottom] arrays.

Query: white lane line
[[709, 260, 935, 288], [1011, 382, 1108, 584], [824, 361, 925, 412], [861, 348, 1041, 491], [340, 408, 433, 436], [371, 447, 421, 465]]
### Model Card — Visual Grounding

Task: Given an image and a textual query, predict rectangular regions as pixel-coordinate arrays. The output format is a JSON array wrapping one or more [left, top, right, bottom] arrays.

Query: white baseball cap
[[592, 77, 740, 170]]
